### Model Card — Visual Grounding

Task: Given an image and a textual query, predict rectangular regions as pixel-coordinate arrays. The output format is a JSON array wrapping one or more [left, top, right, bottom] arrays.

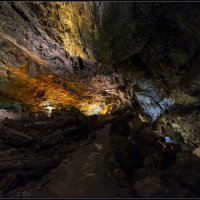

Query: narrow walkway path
[[36, 124, 120, 198]]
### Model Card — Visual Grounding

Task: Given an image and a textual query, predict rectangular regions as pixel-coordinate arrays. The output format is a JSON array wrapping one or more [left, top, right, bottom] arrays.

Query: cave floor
[[35, 124, 122, 198], [1, 106, 200, 198]]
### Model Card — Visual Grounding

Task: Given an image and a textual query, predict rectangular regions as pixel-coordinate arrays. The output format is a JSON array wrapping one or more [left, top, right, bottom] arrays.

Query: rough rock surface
[[35, 124, 120, 198], [108, 108, 200, 198], [0, 107, 109, 198], [0, 2, 199, 116], [0, 2, 199, 198], [131, 79, 175, 122]]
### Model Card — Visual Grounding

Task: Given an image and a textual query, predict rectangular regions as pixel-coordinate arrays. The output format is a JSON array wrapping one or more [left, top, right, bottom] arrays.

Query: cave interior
[[0, 1, 199, 198]]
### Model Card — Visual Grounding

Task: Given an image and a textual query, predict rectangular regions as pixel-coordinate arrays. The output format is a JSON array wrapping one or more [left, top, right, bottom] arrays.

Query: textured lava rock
[[0, 2, 199, 117], [133, 176, 164, 198]]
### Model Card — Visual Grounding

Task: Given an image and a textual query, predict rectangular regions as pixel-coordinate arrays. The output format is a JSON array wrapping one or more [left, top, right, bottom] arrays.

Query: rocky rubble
[[158, 106, 200, 148], [0, 100, 198, 198], [107, 107, 200, 198], [0, 107, 108, 198]]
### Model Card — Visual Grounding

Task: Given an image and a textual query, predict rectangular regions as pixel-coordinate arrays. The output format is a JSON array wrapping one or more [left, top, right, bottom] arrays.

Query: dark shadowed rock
[[133, 176, 164, 198]]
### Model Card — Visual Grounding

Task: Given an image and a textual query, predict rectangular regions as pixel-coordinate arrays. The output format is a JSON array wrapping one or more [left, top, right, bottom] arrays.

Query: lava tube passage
[[0, 1, 199, 198]]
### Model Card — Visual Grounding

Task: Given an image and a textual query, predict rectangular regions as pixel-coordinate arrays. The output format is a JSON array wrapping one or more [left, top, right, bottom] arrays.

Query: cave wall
[[98, 2, 200, 107], [1, 2, 200, 75], [0, 2, 78, 77], [0, 2, 199, 115], [0, 2, 125, 113]]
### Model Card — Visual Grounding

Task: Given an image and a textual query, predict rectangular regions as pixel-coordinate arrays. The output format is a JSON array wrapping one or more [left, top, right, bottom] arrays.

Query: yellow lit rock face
[[0, 35, 126, 116], [38, 2, 99, 62], [100, 105, 113, 115], [79, 102, 113, 116], [0, 2, 131, 116], [0, 63, 118, 116]]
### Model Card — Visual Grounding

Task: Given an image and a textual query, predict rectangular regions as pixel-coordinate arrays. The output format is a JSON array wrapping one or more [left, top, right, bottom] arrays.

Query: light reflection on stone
[[0, 109, 20, 121], [132, 80, 175, 122]]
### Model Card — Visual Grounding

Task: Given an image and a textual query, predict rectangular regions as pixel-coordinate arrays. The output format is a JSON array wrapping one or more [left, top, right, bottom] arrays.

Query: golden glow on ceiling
[[39, 2, 98, 61], [79, 102, 113, 116], [0, 64, 113, 116]]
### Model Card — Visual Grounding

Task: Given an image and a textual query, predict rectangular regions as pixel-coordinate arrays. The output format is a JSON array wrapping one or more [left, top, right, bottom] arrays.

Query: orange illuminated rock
[[0, 63, 122, 115]]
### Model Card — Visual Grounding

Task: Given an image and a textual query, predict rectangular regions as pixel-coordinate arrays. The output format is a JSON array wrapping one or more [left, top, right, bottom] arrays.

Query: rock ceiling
[[0, 2, 199, 116], [0, 2, 129, 115]]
